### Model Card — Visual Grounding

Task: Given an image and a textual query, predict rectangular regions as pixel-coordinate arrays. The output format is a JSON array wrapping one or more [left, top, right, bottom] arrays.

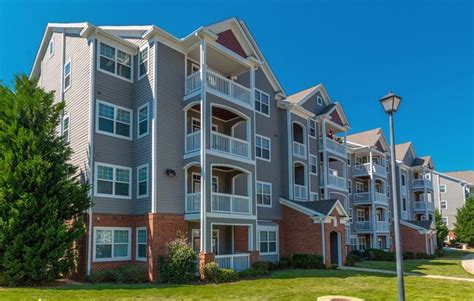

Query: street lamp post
[[379, 91, 405, 301]]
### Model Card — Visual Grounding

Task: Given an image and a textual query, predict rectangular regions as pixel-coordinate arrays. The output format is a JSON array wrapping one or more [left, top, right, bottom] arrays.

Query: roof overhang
[[400, 220, 436, 234], [279, 197, 349, 225]]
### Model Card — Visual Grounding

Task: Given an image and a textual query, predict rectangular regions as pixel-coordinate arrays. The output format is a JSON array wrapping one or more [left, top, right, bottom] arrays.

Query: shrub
[[204, 263, 239, 283], [238, 267, 268, 279], [203, 262, 219, 282], [363, 249, 395, 262], [275, 259, 291, 270], [435, 249, 445, 258], [292, 254, 324, 269], [114, 265, 148, 284], [349, 253, 362, 263], [279, 256, 294, 267], [87, 270, 116, 283], [329, 264, 339, 270], [159, 235, 198, 283], [403, 252, 415, 260], [416, 252, 430, 259], [252, 261, 274, 271], [351, 250, 363, 257], [346, 254, 362, 266]]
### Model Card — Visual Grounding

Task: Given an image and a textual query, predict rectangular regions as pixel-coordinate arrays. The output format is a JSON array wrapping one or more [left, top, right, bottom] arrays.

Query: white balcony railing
[[211, 132, 250, 159], [319, 137, 347, 157], [375, 192, 388, 205], [206, 71, 251, 106], [215, 254, 250, 271], [352, 163, 387, 178], [353, 192, 371, 204], [211, 193, 251, 215], [185, 131, 200, 153], [294, 184, 307, 200], [185, 72, 201, 94], [377, 221, 390, 232], [328, 174, 346, 190], [413, 179, 433, 189], [413, 201, 435, 211], [185, 193, 201, 213], [293, 141, 306, 158], [355, 221, 373, 231]]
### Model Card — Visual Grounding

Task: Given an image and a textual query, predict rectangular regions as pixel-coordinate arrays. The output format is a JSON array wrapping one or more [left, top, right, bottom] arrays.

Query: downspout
[[321, 217, 326, 265], [287, 110, 293, 199], [369, 148, 377, 248], [199, 37, 208, 253], [151, 39, 158, 213]]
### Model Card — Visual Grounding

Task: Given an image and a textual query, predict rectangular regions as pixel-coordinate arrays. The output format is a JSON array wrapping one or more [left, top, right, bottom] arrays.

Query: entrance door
[[330, 232, 339, 265]]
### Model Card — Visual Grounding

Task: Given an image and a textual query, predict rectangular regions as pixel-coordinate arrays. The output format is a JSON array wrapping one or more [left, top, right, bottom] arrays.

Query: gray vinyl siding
[[302, 91, 326, 115], [434, 174, 465, 229], [39, 32, 62, 102]]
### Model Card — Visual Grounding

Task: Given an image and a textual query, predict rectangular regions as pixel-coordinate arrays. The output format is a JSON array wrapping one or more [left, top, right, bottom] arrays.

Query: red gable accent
[[375, 141, 384, 152], [216, 30, 247, 58], [329, 109, 344, 126]]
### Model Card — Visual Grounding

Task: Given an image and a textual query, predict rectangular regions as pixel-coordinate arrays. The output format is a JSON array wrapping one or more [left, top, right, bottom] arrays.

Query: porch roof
[[280, 198, 348, 217]]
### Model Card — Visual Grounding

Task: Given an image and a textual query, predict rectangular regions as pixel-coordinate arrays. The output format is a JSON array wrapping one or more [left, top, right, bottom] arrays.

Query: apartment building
[[30, 18, 356, 280]]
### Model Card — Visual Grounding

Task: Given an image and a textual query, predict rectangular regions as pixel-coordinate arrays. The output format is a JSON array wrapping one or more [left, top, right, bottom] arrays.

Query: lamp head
[[379, 91, 402, 114]]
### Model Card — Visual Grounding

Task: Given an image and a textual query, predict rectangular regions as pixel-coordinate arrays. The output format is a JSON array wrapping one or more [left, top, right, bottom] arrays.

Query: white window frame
[[64, 58, 72, 92], [94, 162, 132, 199], [310, 192, 319, 201], [93, 227, 131, 262], [357, 209, 366, 221], [440, 200, 447, 210], [256, 134, 271, 161], [317, 96, 323, 106], [255, 89, 270, 117], [309, 155, 318, 175], [136, 227, 147, 261], [258, 226, 278, 255], [61, 113, 70, 142], [138, 45, 149, 80], [137, 103, 149, 139], [308, 119, 316, 138], [136, 164, 149, 198], [97, 41, 133, 83], [191, 63, 200, 74], [358, 237, 367, 251], [48, 37, 55, 58], [347, 154, 351, 167], [442, 217, 448, 225], [96, 100, 133, 140], [440, 184, 447, 193], [348, 179, 352, 194], [256, 181, 272, 207]]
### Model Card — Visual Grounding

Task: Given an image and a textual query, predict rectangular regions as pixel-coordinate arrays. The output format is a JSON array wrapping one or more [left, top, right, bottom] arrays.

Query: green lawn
[[355, 249, 474, 278], [1, 269, 473, 301]]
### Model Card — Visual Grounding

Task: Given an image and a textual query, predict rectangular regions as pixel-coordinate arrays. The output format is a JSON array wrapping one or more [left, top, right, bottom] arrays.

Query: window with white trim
[[259, 230, 277, 254], [256, 135, 271, 161], [136, 227, 147, 261], [347, 154, 351, 166], [358, 237, 367, 251], [257, 181, 272, 206], [310, 155, 317, 174], [138, 47, 148, 79], [311, 192, 319, 201], [48, 37, 55, 58], [441, 217, 448, 225], [401, 174, 406, 186], [137, 103, 149, 138], [97, 100, 132, 139], [99, 42, 132, 81], [64, 59, 71, 91], [137, 164, 149, 198], [440, 200, 447, 209], [317, 96, 323, 106], [348, 180, 352, 194], [309, 119, 316, 137], [94, 227, 131, 261], [255, 89, 269, 116], [440, 184, 447, 193], [61, 114, 70, 142], [95, 163, 131, 198], [351, 238, 358, 250], [357, 209, 366, 221]]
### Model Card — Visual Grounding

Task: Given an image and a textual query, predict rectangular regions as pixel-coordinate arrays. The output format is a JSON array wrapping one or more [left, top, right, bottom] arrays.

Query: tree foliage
[[0, 75, 91, 286], [454, 197, 474, 245], [435, 209, 449, 248]]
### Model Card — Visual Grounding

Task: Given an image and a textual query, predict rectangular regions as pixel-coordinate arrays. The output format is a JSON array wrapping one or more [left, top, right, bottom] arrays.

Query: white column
[[322, 120, 328, 199], [423, 167, 428, 219], [369, 149, 377, 248]]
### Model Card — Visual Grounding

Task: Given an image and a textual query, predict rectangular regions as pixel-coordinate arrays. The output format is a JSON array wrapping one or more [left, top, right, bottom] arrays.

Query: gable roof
[[445, 170, 474, 185], [395, 142, 414, 162], [401, 220, 435, 231], [286, 84, 321, 104], [279, 198, 348, 218], [411, 156, 434, 169], [346, 128, 389, 151]]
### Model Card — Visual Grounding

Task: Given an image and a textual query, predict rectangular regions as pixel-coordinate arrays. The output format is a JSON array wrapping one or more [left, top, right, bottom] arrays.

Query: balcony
[[412, 178, 433, 190], [211, 193, 252, 215], [211, 132, 250, 159], [319, 137, 347, 157], [352, 163, 387, 178], [215, 253, 250, 271], [185, 70, 251, 108], [328, 174, 346, 190], [401, 185, 408, 196], [185, 131, 200, 153], [294, 184, 308, 200], [293, 141, 306, 158], [355, 221, 373, 232], [376, 221, 390, 232], [185, 192, 201, 213], [353, 192, 388, 205], [413, 201, 435, 211]]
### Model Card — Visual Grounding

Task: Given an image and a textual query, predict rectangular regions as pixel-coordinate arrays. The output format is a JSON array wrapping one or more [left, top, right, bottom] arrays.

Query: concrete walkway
[[340, 266, 474, 283], [462, 254, 474, 275]]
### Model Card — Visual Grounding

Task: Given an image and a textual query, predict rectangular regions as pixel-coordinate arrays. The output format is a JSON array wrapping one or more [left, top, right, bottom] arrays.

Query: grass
[[355, 249, 474, 278], [1, 269, 473, 300]]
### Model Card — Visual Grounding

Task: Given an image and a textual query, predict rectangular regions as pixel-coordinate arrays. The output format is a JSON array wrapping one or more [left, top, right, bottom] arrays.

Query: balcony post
[[423, 167, 428, 219], [369, 149, 377, 248], [322, 119, 328, 199]]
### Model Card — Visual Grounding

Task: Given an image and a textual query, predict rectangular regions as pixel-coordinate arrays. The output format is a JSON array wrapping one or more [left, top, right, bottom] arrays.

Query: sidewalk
[[462, 254, 474, 275], [340, 266, 474, 283]]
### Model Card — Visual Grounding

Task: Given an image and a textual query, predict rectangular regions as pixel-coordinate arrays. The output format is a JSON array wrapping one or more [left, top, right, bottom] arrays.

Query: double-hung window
[[137, 164, 149, 198], [97, 100, 132, 139], [138, 47, 149, 79], [95, 163, 131, 198], [439, 185, 447, 193], [94, 227, 131, 261], [136, 227, 147, 261], [99, 42, 132, 81], [309, 119, 316, 137], [440, 200, 447, 209], [48, 37, 55, 58], [64, 59, 71, 91], [255, 89, 270, 116], [137, 103, 149, 138], [256, 135, 271, 161], [259, 229, 277, 254], [310, 155, 318, 174], [310, 192, 319, 201], [256, 181, 272, 207], [61, 114, 70, 142]]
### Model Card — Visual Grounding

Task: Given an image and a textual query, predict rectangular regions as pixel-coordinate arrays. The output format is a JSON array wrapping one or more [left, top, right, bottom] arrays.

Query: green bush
[[363, 249, 395, 262], [403, 252, 415, 260], [252, 261, 274, 271], [275, 259, 291, 270], [346, 254, 362, 266], [204, 263, 238, 283], [435, 249, 445, 258], [329, 264, 339, 270], [159, 235, 198, 284], [349, 253, 362, 263], [87, 270, 116, 283], [203, 262, 219, 282], [292, 254, 324, 269], [238, 267, 268, 279], [279, 256, 294, 267], [114, 265, 148, 284], [351, 250, 363, 257], [416, 252, 431, 259]]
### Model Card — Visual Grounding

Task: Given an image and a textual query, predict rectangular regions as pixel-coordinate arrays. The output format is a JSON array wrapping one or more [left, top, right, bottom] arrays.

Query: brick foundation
[[199, 252, 215, 280]]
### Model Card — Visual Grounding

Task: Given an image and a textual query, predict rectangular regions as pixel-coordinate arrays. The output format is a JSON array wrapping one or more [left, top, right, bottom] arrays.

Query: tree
[[454, 197, 474, 246], [434, 209, 448, 249], [0, 75, 91, 286]]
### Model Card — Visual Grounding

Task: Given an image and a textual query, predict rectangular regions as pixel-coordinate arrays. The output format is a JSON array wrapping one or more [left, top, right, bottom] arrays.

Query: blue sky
[[1, 0, 472, 172]]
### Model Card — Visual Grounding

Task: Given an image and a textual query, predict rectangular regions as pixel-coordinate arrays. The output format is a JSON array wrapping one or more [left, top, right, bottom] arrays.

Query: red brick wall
[[324, 208, 346, 266], [400, 224, 428, 254], [233, 226, 249, 252]]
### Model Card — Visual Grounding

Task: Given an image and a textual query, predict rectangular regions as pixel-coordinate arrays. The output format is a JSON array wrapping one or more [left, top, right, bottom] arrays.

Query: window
[[357, 209, 366, 221], [440, 185, 447, 193], [48, 37, 55, 58], [317, 96, 323, 106], [137, 103, 149, 138], [348, 180, 352, 194], [64, 59, 71, 91], [99, 42, 132, 81], [137, 164, 149, 198], [190, 118, 217, 132], [310, 155, 317, 174], [94, 227, 131, 261], [401, 174, 406, 186], [138, 47, 148, 79], [440, 200, 447, 209], [259, 230, 277, 254], [191, 63, 200, 74], [351, 238, 358, 250], [96, 100, 132, 139], [347, 154, 351, 166], [61, 114, 70, 142], [136, 227, 147, 261], [309, 119, 316, 137], [256, 135, 271, 161], [311, 192, 319, 201], [441, 217, 448, 225], [257, 181, 272, 206], [355, 182, 364, 193], [192, 173, 218, 193], [95, 163, 131, 198], [358, 237, 367, 251], [255, 89, 270, 116], [402, 198, 407, 211]]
